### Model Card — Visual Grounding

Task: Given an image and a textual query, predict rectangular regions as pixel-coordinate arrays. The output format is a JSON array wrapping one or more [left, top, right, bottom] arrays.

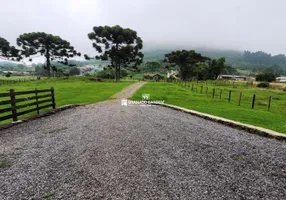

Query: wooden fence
[[0, 87, 55, 122]]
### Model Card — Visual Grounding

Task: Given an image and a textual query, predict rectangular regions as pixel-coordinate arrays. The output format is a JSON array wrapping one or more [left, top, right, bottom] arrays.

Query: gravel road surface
[[0, 82, 285, 199]]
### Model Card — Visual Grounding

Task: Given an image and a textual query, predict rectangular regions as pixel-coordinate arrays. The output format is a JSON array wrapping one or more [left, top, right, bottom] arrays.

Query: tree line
[[243, 51, 286, 66], [0, 25, 145, 81]]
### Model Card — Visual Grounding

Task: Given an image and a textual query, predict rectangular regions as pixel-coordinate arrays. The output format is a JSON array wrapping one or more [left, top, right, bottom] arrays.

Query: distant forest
[[143, 49, 286, 76]]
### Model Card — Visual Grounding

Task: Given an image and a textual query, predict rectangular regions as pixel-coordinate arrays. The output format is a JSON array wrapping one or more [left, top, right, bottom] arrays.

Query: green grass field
[[0, 77, 133, 124], [131, 81, 286, 133]]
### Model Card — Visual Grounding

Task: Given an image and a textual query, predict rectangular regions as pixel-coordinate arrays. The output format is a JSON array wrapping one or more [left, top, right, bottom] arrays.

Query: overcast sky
[[1, 0, 286, 58]]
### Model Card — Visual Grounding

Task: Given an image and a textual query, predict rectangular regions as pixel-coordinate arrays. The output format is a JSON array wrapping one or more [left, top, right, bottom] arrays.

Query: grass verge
[[131, 82, 286, 133], [0, 77, 133, 124]]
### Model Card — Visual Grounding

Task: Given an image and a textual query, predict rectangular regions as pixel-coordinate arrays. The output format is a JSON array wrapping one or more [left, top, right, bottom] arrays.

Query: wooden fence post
[[191, 84, 194, 91], [10, 89, 18, 121], [252, 94, 256, 109], [228, 90, 232, 102], [212, 88, 215, 98], [35, 88, 39, 114], [200, 86, 203, 94], [238, 92, 242, 106], [51, 87, 56, 109], [268, 96, 272, 111], [220, 89, 222, 99]]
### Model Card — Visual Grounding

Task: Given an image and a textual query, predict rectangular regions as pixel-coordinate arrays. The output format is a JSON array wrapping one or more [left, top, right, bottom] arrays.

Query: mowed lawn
[[131, 82, 286, 133], [0, 77, 133, 124]]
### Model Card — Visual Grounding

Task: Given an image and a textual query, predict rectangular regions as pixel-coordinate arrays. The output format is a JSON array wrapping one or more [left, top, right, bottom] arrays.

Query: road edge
[[0, 82, 147, 131], [0, 104, 82, 131], [153, 103, 286, 141]]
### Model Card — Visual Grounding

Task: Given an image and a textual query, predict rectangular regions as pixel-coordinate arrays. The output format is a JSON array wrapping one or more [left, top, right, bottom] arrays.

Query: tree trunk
[[115, 43, 120, 82], [115, 64, 119, 82], [46, 46, 51, 77], [118, 60, 121, 81]]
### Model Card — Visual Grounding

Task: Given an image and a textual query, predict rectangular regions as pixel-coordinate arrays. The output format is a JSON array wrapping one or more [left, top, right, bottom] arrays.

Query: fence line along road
[[175, 80, 274, 111], [0, 87, 55, 122]]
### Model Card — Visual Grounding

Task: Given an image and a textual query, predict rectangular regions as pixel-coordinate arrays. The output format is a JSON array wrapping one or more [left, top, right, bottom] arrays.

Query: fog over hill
[[1, 0, 286, 56]]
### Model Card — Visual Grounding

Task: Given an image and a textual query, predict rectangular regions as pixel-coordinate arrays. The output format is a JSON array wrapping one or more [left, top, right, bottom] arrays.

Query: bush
[[256, 72, 276, 82], [96, 68, 128, 79], [5, 72, 11, 77], [69, 67, 80, 76], [257, 82, 269, 88]]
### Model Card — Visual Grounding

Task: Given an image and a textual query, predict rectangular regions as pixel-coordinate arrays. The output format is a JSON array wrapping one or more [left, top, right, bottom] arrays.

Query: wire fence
[[172, 80, 286, 114]]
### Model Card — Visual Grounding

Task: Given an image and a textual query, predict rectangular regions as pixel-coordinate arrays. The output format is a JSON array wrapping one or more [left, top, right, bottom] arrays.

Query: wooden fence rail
[[0, 87, 55, 122]]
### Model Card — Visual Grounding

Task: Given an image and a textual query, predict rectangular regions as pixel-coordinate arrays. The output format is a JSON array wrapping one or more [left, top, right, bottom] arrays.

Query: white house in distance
[[276, 77, 286, 82], [167, 70, 179, 79], [218, 75, 247, 81]]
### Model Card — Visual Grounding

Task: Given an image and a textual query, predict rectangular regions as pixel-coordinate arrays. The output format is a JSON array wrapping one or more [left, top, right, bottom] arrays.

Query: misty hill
[[143, 49, 242, 61], [143, 48, 286, 74], [0, 60, 23, 71]]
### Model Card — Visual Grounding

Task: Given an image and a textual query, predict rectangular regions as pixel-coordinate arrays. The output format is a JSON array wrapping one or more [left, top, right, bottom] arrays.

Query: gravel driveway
[[0, 82, 285, 199]]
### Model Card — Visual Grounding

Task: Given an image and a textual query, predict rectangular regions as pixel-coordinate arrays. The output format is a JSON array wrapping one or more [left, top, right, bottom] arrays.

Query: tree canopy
[[0, 36, 19, 60], [69, 67, 80, 76], [143, 61, 161, 73], [207, 57, 226, 79], [256, 72, 276, 82], [86, 25, 144, 81], [16, 32, 80, 77], [243, 51, 286, 66], [164, 50, 210, 81]]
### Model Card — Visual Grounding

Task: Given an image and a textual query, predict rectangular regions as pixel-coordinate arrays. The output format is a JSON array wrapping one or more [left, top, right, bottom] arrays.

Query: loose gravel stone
[[0, 82, 285, 199]]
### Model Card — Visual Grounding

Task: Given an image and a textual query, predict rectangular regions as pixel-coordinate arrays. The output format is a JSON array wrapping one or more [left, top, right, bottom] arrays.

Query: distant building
[[144, 74, 164, 81], [167, 70, 179, 79], [77, 66, 93, 76], [218, 75, 247, 81], [276, 77, 286, 82]]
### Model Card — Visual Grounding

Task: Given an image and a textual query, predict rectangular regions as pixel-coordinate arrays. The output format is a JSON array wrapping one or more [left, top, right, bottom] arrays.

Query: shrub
[[96, 68, 128, 79], [256, 72, 276, 82], [257, 82, 269, 88], [69, 67, 80, 76], [5, 72, 11, 77]]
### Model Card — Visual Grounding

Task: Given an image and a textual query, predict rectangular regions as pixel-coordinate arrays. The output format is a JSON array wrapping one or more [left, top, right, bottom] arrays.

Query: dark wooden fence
[[0, 87, 55, 122]]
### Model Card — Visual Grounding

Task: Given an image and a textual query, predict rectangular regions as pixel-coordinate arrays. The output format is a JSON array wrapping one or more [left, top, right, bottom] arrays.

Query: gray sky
[[1, 0, 286, 58]]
